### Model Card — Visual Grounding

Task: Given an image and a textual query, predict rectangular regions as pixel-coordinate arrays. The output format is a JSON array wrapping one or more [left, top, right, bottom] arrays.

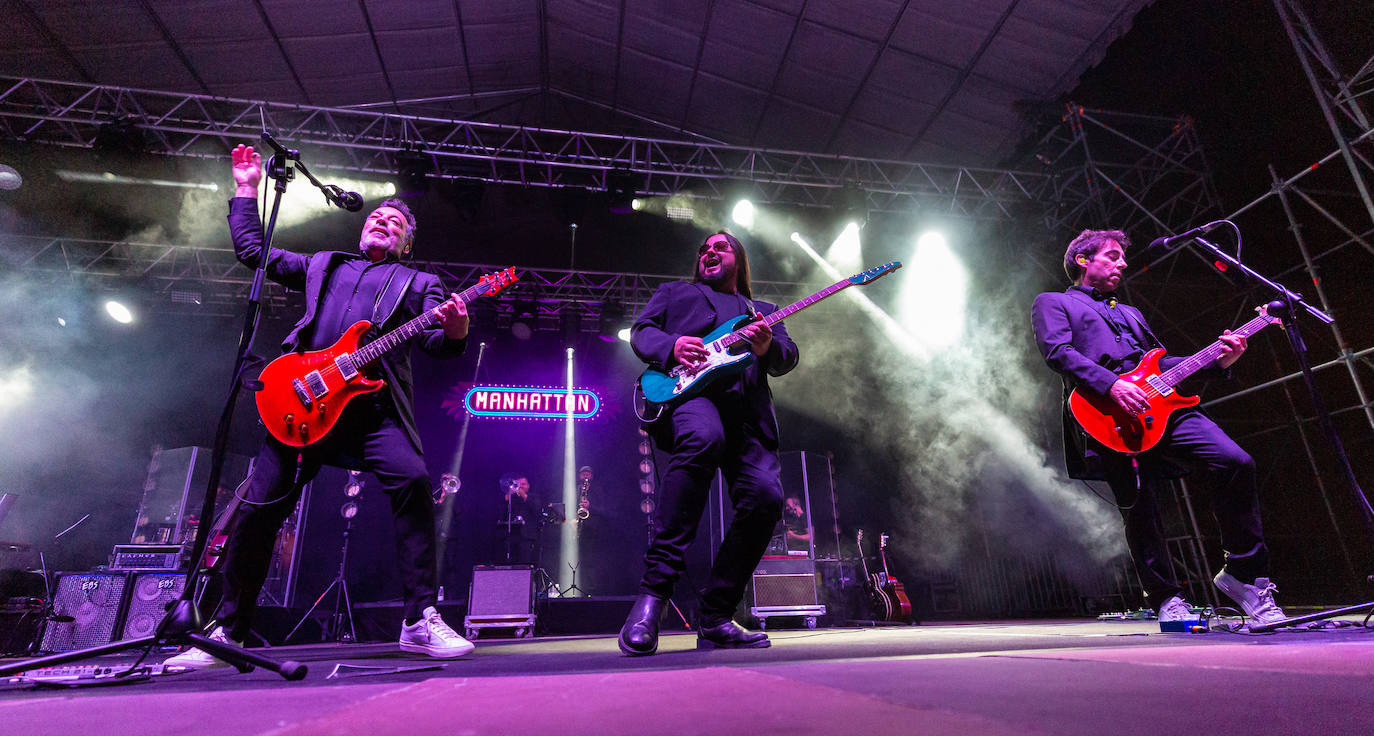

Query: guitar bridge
[[291, 379, 313, 409]]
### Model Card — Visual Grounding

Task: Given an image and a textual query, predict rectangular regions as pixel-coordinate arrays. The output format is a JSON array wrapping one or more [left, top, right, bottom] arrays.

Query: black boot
[[696, 619, 770, 650], [618, 594, 666, 656]]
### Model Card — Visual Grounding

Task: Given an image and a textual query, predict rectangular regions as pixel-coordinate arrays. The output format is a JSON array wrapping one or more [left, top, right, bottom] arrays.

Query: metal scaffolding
[[4, 231, 803, 323], [0, 76, 1053, 221]]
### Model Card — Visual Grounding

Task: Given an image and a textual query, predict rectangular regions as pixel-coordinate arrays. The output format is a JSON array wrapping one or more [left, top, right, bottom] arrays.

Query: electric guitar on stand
[[1069, 304, 1281, 454], [637, 262, 901, 411], [256, 267, 518, 447]]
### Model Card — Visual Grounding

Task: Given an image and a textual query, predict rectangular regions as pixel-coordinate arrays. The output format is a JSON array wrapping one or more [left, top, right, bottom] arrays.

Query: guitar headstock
[[1255, 302, 1284, 327], [857, 529, 864, 545], [480, 267, 519, 297], [848, 261, 902, 286], [879, 533, 889, 548]]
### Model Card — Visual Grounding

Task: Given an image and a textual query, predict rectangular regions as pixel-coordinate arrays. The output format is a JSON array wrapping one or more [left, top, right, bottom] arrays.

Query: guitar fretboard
[[1157, 312, 1275, 388], [352, 279, 492, 366], [713, 278, 853, 351]]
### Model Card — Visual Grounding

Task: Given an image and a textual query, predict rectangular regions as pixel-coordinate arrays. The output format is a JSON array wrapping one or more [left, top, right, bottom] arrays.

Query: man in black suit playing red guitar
[[1031, 229, 1287, 628], [618, 231, 799, 655], [166, 144, 475, 668]]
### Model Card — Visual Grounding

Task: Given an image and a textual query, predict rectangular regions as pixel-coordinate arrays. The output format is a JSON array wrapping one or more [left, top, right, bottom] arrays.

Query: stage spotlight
[[640, 496, 656, 514], [731, 199, 755, 229], [639, 477, 655, 494], [0, 164, 22, 191], [395, 149, 431, 197], [631, 198, 644, 211], [837, 184, 868, 227], [617, 327, 631, 342], [104, 300, 134, 324], [344, 470, 363, 497], [607, 169, 639, 213], [0, 368, 34, 411], [561, 309, 582, 347], [901, 231, 966, 349], [598, 301, 626, 342], [826, 222, 862, 272], [92, 118, 148, 157]]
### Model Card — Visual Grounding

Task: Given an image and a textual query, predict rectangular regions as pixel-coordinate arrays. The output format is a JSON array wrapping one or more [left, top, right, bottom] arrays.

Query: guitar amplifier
[[464, 565, 535, 638], [39, 572, 130, 652], [750, 557, 825, 626], [110, 544, 184, 571]]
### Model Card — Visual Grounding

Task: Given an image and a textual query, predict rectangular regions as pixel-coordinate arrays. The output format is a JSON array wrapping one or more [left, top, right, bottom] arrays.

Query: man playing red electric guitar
[[165, 144, 475, 669], [1031, 229, 1288, 629]]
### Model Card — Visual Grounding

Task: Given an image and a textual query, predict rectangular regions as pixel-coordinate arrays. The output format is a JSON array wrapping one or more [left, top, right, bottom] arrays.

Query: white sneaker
[[1215, 570, 1288, 626], [163, 626, 237, 670], [399, 606, 474, 658], [1156, 594, 1196, 622]]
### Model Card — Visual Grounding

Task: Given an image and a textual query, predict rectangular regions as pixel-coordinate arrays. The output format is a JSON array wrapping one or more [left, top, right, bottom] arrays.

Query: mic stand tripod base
[[0, 599, 308, 681]]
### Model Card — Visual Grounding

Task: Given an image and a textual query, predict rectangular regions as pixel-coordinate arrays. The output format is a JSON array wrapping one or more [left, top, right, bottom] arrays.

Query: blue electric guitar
[[637, 262, 902, 409]]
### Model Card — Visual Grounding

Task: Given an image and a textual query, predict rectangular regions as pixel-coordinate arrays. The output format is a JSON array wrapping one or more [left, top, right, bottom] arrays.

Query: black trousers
[[213, 398, 438, 639], [639, 396, 784, 625], [1102, 410, 1266, 605]]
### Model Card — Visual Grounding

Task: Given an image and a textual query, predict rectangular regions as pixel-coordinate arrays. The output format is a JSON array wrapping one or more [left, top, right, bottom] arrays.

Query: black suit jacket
[[1031, 286, 1219, 479], [631, 281, 799, 448], [228, 198, 466, 452]]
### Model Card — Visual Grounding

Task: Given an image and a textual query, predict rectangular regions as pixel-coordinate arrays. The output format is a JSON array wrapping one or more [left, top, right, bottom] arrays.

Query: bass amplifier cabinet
[[119, 572, 187, 639], [464, 565, 535, 639], [39, 572, 130, 652]]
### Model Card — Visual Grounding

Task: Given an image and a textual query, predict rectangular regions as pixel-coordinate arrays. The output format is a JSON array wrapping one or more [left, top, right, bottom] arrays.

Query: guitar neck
[[716, 277, 854, 351], [352, 280, 489, 366], [1157, 312, 1274, 388]]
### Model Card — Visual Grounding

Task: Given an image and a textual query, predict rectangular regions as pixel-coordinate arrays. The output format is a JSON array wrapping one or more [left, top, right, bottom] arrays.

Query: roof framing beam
[[0, 76, 1055, 221], [3, 232, 804, 320]]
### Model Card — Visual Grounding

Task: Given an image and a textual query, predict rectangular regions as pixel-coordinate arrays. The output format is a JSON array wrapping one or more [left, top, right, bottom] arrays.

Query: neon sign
[[463, 385, 602, 420]]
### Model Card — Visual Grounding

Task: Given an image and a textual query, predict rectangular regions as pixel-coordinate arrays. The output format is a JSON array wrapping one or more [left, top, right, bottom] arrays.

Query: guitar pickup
[[291, 379, 313, 409], [334, 354, 358, 381], [1144, 376, 1173, 396], [304, 370, 329, 400]]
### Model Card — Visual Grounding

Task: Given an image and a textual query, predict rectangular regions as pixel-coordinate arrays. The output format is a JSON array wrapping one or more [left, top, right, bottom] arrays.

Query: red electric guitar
[[256, 267, 517, 447], [1069, 304, 1281, 455]]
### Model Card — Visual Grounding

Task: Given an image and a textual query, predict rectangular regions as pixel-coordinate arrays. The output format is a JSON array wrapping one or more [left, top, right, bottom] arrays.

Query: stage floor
[[3, 618, 1372, 735]]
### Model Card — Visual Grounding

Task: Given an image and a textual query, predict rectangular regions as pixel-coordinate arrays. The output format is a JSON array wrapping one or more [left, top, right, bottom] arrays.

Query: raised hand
[[232, 144, 263, 196]]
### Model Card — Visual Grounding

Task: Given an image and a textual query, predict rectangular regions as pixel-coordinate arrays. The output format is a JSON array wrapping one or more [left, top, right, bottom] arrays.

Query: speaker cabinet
[[40, 572, 129, 652], [120, 572, 187, 639], [464, 565, 535, 638], [752, 573, 820, 607]]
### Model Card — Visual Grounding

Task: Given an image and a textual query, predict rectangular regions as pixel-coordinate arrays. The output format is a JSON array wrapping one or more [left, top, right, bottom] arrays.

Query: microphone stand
[[1182, 234, 1374, 632], [0, 136, 309, 681]]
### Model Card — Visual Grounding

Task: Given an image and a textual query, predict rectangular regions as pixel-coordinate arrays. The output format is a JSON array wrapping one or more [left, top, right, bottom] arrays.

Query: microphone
[[1147, 221, 1225, 251], [324, 184, 365, 212]]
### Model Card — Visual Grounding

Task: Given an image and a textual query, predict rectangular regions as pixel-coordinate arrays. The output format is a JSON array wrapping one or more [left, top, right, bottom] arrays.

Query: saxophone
[[576, 467, 592, 522]]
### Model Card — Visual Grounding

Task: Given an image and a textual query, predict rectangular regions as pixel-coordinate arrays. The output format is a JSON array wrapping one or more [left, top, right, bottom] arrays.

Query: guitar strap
[[369, 264, 416, 330]]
